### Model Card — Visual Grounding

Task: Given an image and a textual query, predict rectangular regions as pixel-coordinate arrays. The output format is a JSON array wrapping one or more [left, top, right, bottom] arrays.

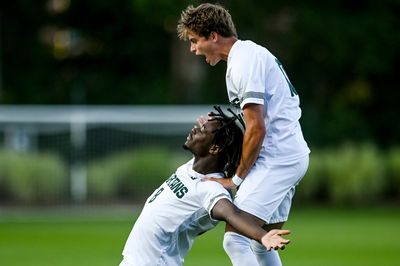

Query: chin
[[209, 60, 220, 66]]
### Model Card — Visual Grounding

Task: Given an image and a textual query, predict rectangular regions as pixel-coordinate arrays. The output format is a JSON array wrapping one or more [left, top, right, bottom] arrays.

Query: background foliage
[[1, 0, 399, 148], [1, 145, 400, 204], [0, 149, 67, 202]]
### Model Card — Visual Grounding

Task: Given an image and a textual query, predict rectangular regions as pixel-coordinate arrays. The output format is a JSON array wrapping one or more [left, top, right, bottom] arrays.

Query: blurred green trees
[[1, 144, 400, 204], [1, 0, 399, 147]]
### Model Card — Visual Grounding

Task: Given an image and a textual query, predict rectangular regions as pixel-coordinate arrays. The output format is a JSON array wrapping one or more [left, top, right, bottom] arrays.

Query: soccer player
[[177, 3, 311, 266], [119, 106, 291, 266]]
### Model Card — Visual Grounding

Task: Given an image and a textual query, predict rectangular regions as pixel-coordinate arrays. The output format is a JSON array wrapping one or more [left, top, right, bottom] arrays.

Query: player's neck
[[220, 37, 237, 61], [192, 156, 223, 175]]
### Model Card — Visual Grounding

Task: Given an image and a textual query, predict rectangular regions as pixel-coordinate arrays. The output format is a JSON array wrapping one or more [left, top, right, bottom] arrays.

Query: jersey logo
[[148, 174, 189, 203], [165, 174, 189, 199], [230, 98, 241, 109]]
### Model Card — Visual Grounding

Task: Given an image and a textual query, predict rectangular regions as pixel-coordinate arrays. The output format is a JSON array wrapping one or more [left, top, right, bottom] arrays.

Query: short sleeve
[[241, 52, 267, 108], [198, 182, 231, 220], [229, 49, 267, 109]]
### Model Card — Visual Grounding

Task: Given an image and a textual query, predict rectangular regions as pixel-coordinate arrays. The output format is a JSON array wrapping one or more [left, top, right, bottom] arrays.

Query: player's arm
[[211, 198, 290, 250], [203, 104, 265, 189], [235, 103, 265, 180]]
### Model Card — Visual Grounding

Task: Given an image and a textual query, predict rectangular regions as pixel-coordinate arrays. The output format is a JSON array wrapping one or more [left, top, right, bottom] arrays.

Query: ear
[[209, 144, 221, 155], [209, 31, 218, 42]]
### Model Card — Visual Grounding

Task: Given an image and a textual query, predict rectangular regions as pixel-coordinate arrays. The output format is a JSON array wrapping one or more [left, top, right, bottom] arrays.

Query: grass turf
[[0, 205, 399, 266]]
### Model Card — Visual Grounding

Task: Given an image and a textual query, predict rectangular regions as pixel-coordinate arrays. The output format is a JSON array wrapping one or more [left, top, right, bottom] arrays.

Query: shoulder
[[198, 179, 230, 198], [229, 40, 272, 68], [233, 40, 268, 56]]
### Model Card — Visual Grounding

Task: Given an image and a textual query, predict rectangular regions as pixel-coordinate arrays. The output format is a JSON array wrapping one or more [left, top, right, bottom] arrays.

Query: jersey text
[[165, 174, 189, 199]]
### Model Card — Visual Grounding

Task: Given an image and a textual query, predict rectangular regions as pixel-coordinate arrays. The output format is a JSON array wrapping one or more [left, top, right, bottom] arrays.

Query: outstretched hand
[[261, 229, 291, 251], [202, 177, 237, 189]]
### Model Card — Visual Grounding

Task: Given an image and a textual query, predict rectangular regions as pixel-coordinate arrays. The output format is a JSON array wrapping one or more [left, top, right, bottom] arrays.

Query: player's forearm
[[213, 200, 291, 250], [235, 125, 265, 179], [212, 199, 265, 242], [224, 207, 266, 242]]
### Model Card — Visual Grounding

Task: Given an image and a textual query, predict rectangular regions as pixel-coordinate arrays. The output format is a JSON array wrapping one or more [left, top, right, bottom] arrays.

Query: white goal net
[[0, 105, 219, 204]]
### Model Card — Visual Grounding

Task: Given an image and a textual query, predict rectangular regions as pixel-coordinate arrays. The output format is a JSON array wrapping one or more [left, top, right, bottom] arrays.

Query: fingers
[[267, 244, 285, 251], [278, 229, 291, 236], [266, 241, 289, 251], [269, 229, 291, 236], [197, 115, 208, 127], [273, 243, 287, 250], [262, 229, 291, 251], [201, 177, 236, 189]]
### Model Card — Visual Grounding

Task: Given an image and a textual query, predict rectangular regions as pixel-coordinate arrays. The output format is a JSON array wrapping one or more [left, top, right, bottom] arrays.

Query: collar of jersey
[[227, 39, 243, 63], [189, 168, 225, 179]]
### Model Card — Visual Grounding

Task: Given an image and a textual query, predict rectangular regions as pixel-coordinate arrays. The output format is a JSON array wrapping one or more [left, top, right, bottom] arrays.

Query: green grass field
[[0, 205, 399, 266]]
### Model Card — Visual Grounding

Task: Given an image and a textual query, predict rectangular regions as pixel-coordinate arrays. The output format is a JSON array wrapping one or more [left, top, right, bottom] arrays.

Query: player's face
[[184, 120, 219, 156], [187, 31, 221, 66]]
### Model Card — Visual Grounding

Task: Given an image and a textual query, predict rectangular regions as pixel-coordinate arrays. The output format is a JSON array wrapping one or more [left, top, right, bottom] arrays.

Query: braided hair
[[208, 106, 245, 178]]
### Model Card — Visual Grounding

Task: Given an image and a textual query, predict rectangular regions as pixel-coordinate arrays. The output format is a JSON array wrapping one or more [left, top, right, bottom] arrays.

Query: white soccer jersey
[[121, 158, 230, 266], [226, 40, 310, 163]]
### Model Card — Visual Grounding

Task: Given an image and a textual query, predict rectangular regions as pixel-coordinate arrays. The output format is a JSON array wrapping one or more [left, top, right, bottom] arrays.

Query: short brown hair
[[177, 3, 237, 40]]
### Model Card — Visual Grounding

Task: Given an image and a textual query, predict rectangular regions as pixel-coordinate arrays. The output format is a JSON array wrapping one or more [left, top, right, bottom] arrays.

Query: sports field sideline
[[0, 205, 399, 266]]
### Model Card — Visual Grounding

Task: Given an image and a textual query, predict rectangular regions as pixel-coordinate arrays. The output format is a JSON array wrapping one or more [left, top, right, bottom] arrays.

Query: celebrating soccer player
[[119, 106, 291, 266], [177, 3, 310, 265]]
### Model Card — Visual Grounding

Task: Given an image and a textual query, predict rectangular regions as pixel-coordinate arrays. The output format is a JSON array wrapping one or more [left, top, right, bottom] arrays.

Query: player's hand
[[202, 177, 237, 189], [196, 115, 209, 127], [261, 229, 291, 251]]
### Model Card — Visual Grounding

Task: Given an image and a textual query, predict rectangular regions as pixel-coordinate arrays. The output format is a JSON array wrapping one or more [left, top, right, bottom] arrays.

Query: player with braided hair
[[119, 106, 290, 266], [206, 105, 244, 178]]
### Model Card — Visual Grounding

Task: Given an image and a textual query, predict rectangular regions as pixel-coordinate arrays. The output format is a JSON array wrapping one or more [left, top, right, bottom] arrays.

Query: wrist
[[232, 174, 243, 186], [260, 232, 268, 242]]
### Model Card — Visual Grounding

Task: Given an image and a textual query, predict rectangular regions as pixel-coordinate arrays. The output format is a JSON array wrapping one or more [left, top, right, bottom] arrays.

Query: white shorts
[[233, 155, 309, 224]]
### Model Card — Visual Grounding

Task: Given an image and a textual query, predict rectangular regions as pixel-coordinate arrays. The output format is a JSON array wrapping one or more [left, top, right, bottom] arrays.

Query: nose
[[190, 43, 196, 53]]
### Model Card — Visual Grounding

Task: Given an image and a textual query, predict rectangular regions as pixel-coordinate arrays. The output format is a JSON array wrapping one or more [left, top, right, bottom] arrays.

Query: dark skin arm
[[211, 198, 290, 251]]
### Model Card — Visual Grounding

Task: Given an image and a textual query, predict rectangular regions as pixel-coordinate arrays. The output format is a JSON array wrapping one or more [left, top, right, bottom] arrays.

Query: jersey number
[[148, 187, 164, 203], [275, 58, 298, 97]]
